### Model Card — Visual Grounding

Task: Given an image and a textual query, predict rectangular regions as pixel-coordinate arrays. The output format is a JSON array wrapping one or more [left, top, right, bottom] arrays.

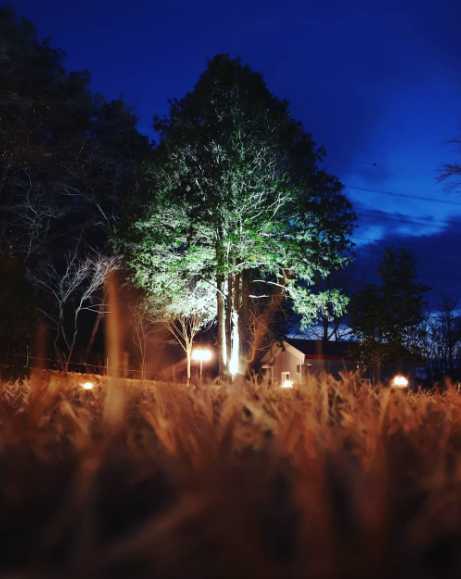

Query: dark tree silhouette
[[349, 248, 428, 381]]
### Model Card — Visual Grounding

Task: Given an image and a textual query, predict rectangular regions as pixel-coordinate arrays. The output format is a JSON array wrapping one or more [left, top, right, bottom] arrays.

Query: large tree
[[124, 55, 354, 376]]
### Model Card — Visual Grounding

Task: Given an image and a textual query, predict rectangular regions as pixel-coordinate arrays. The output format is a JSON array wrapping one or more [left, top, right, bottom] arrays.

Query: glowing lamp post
[[191, 347, 213, 383]]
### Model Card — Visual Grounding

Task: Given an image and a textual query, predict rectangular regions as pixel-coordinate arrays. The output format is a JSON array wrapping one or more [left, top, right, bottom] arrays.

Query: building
[[261, 338, 353, 385]]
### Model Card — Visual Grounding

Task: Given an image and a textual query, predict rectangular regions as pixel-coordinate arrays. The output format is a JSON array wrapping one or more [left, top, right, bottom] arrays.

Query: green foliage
[[128, 199, 216, 318], [124, 55, 354, 369], [291, 286, 350, 331], [149, 55, 353, 285]]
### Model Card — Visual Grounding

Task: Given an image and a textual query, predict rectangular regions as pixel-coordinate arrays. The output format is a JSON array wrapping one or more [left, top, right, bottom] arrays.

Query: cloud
[[353, 204, 442, 243], [349, 216, 461, 308]]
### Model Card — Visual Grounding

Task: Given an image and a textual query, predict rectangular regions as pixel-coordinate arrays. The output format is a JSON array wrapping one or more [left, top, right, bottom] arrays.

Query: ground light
[[191, 347, 213, 383], [391, 374, 409, 389], [80, 381, 95, 391]]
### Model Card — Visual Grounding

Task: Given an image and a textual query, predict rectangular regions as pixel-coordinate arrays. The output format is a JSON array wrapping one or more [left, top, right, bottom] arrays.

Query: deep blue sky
[[9, 0, 461, 304]]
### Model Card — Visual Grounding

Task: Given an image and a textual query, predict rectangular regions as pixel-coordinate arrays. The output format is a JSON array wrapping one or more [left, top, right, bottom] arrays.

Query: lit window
[[281, 371, 293, 389]]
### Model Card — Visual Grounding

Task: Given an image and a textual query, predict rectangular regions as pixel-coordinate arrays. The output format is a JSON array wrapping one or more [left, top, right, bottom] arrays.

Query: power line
[[346, 185, 461, 208], [357, 209, 449, 229], [345, 183, 460, 231], [353, 208, 453, 246]]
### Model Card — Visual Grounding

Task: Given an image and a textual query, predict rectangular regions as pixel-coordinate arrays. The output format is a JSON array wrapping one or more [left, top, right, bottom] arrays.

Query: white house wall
[[271, 344, 304, 384]]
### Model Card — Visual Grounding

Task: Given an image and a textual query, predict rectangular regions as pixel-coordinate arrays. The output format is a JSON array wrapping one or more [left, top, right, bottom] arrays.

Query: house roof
[[285, 338, 351, 360]]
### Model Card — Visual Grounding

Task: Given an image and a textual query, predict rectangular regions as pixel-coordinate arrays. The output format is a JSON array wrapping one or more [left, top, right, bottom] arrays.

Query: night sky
[[9, 0, 461, 306]]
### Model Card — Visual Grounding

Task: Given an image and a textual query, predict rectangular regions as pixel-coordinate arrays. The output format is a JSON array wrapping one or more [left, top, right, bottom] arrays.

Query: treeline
[[2, 8, 461, 383], [317, 248, 461, 382], [0, 7, 358, 380], [0, 7, 151, 377]]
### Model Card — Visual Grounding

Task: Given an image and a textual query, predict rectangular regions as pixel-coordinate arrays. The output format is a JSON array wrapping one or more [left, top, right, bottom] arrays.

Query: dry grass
[[1, 371, 461, 578]]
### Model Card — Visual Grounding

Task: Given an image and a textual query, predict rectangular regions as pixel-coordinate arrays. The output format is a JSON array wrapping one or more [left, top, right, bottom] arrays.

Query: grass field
[[1, 371, 461, 578]]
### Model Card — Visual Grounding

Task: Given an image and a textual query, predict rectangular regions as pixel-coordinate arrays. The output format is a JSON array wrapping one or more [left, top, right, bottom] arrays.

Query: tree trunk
[[85, 310, 104, 363], [139, 332, 146, 379], [216, 237, 227, 376], [105, 271, 122, 378], [186, 346, 191, 384], [226, 274, 233, 366], [229, 307, 240, 377], [226, 271, 239, 377], [239, 271, 250, 375], [217, 277, 227, 375]]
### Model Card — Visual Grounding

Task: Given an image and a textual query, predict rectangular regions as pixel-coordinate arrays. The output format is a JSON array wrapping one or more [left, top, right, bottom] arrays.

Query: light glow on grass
[[281, 378, 294, 389]]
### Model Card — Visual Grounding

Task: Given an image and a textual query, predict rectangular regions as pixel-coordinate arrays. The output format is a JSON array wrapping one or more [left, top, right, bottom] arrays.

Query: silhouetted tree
[[426, 298, 461, 376], [0, 258, 36, 379], [349, 249, 427, 381], [0, 7, 150, 371]]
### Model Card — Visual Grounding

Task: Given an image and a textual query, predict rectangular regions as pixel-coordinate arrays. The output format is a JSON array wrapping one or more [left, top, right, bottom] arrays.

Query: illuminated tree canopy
[[124, 54, 355, 375]]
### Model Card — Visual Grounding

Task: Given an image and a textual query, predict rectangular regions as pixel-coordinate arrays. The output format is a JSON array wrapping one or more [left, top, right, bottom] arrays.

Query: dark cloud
[[350, 217, 461, 308], [353, 204, 442, 240], [358, 208, 432, 229]]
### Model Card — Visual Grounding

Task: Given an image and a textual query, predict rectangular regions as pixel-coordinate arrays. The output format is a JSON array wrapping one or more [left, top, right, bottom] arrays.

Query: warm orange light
[[191, 348, 213, 362], [81, 381, 95, 391], [391, 374, 409, 389], [281, 378, 294, 389]]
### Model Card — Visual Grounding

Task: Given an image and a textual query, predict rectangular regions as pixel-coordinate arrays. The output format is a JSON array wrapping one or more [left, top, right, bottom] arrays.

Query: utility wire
[[357, 209, 449, 229], [344, 183, 461, 231], [346, 185, 461, 208]]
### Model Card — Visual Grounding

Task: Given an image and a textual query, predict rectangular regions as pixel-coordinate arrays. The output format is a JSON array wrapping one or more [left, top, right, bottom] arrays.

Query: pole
[[199, 359, 203, 383]]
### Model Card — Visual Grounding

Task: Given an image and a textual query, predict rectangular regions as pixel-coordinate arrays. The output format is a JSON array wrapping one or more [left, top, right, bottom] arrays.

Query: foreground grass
[[1, 372, 461, 578]]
